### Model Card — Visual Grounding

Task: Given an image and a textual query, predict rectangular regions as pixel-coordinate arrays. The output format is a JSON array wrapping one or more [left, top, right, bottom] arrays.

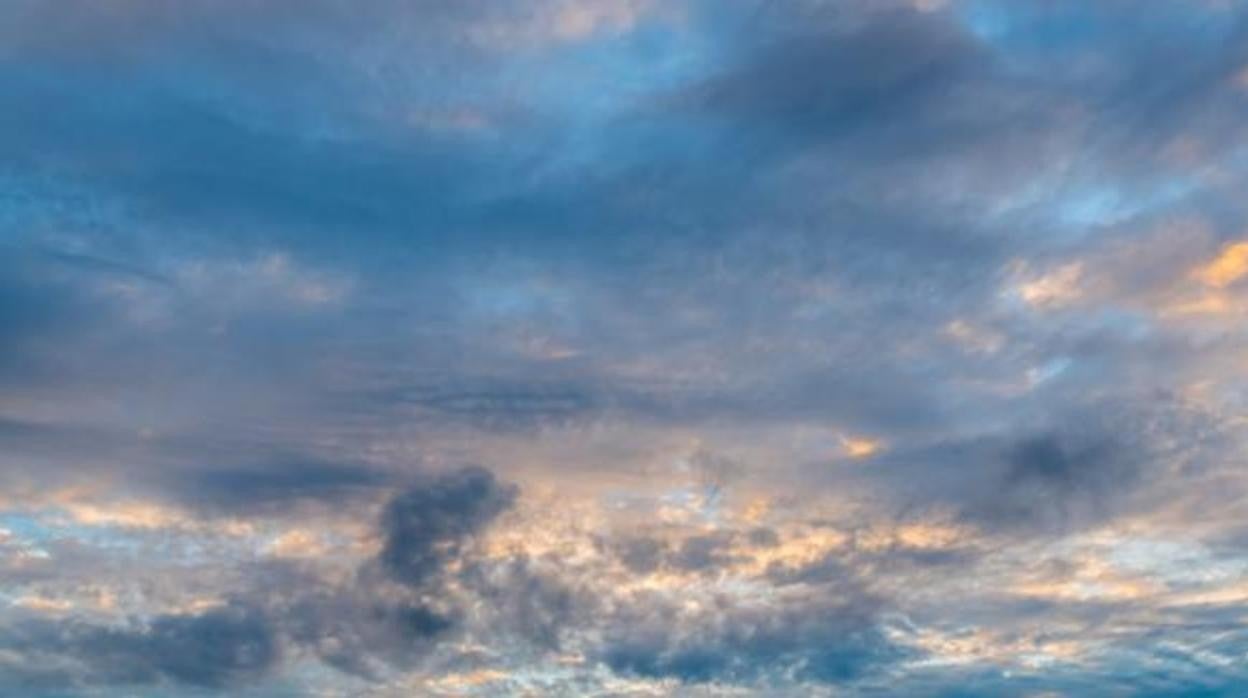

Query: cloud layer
[[4, 0, 1248, 695]]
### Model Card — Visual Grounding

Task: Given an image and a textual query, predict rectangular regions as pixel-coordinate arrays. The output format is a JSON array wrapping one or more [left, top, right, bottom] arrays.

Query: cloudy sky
[[3, 0, 1248, 695]]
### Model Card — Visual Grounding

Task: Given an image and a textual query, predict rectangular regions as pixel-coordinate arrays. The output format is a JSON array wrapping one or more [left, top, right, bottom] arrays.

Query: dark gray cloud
[[671, 5, 989, 150], [828, 394, 1227, 537], [0, 603, 278, 691], [0, 466, 522, 692], [613, 536, 666, 575], [379, 466, 518, 586], [275, 581, 461, 680], [274, 467, 521, 677], [670, 533, 739, 571], [167, 458, 393, 515], [599, 593, 908, 685], [976, 427, 1139, 530], [273, 467, 521, 677]]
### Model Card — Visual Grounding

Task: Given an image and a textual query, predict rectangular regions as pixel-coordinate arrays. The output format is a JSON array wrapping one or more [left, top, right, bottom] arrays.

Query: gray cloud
[[0, 466, 521, 692], [0, 603, 279, 691], [599, 593, 908, 685], [460, 554, 593, 651], [379, 466, 518, 587], [4, 0, 1248, 694], [167, 458, 393, 515]]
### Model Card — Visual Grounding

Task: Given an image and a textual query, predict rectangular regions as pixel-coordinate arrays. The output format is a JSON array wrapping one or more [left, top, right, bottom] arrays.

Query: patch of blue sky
[[994, 173, 1200, 245], [659, 484, 724, 523], [0, 512, 54, 546], [465, 277, 574, 320], [1026, 356, 1071, 389], [1108, 538, 1248, 588], [1056, 178, 1199, 230], [0, 512, 173, 567], [956, 1, 1103, 51], [0, 511, 220, 561], [247, 659, 357, 698]]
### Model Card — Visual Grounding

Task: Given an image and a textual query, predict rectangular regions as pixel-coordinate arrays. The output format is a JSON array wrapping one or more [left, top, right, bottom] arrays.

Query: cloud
[[5, 0, 1248, 695], [613, 536, 666, 574], [380, 466, 518, 586], [598, 592, 908, 685], [1194, 240, 1248, 288], [0, 466, 524, 691], [846, 395, 1221, 536], [460, 553, 593, 651], [278, 467, 522, 676], [672, 5, 983, 142], [669, 533, 739, 571], [394, 379, 601, 431], [0, 603, 279, 691], [168, 458, 392, 515]]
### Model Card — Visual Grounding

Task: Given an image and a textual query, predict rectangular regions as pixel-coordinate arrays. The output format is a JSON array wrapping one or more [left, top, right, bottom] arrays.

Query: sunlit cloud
[[840, 434, 885, 459], [1194, 240, 1248, 289], [1011, 261, 1085, 309]]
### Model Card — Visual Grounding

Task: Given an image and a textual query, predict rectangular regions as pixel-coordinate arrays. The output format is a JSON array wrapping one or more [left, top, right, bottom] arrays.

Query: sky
[[3, 0, 1248, 695]]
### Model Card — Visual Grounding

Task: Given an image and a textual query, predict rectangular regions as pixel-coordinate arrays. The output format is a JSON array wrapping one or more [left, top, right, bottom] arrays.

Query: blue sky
[[4, 1, 1248, 695]]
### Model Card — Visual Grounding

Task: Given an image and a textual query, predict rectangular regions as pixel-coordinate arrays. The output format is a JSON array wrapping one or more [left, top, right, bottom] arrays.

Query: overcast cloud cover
[[4, 0, 1248, 695]]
